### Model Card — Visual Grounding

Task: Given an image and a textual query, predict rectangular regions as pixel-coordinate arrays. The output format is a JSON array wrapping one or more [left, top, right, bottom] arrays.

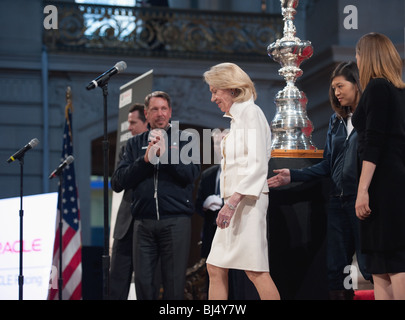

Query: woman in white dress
[[203, 63, 280, 300]]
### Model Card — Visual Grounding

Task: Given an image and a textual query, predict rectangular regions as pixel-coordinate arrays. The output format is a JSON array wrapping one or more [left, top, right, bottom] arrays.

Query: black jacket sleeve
[[111, 133, 154, 190], [290, 115, 335, 182]]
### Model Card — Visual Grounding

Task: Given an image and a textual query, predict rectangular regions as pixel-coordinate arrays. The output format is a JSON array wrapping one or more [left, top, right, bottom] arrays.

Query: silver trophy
[[268, 0, 316, 150]]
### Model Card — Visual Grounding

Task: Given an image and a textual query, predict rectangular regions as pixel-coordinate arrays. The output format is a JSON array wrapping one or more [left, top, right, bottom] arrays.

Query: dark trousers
[[327, 196, 372, 291], [109, 222, 134, 300], [133, 216, 191, 300]]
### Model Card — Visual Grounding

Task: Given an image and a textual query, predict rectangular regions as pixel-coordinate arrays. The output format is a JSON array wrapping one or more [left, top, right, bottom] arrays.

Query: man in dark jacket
[[112, 91, 200, 300], [109, 103, 148, 300]]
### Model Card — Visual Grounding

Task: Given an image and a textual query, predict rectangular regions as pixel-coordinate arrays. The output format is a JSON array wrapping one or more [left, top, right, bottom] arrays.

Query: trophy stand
[[267, 0, 329, 300]]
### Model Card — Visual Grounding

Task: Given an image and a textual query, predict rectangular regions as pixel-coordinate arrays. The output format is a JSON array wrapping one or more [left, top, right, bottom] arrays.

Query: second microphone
[[49, 155, 74, 179]]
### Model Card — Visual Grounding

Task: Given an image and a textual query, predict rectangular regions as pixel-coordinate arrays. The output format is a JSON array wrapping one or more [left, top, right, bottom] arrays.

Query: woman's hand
[[355, 161, 376, 220], [216, 192, 244, 229], [355, 190, 371, 220], [216, 203, 235, 229]]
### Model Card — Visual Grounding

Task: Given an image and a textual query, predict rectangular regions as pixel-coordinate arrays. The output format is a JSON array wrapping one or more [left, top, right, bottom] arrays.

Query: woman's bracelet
[[227, 202, 237, 211]]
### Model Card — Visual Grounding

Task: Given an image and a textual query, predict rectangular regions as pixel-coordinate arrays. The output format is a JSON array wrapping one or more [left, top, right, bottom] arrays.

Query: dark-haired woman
[[268, 61, 372, 299]]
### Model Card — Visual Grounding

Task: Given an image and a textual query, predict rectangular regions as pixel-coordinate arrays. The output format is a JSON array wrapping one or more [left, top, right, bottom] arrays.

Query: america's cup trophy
[[266, 1, 329, 301], [268, 0, 316, 151]]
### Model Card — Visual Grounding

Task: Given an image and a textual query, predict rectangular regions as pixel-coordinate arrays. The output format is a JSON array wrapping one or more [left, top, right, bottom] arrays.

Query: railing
[[43, 1, 283, 61]]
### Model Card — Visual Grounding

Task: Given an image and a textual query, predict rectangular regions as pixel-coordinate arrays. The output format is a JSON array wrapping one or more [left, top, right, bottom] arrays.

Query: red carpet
[[354, 290, 375, 300]]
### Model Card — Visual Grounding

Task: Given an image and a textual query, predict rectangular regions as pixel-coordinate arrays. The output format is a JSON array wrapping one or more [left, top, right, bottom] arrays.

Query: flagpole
[[58, 173, 64, 300]]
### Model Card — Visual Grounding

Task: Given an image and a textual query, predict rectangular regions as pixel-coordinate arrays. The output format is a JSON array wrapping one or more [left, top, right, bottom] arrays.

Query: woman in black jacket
[[268, 62, 371, 299]]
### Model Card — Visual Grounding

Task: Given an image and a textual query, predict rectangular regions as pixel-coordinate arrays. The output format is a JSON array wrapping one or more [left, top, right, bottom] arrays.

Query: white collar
[[223, 97, 255, 120]]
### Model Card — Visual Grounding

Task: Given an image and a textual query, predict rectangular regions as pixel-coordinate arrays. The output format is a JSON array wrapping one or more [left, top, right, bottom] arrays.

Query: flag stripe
[[62, 239, 81, 282], [69, 281, 82, 300], [62, 226, 77, 258], [66, 266, 82, 300]]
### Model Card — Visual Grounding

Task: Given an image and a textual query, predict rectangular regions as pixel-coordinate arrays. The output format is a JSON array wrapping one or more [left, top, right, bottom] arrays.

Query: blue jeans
[[327, 196, 372, 291]]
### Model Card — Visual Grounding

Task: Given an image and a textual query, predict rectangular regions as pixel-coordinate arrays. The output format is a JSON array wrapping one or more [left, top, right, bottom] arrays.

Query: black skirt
[[364, 249, 405, 274]]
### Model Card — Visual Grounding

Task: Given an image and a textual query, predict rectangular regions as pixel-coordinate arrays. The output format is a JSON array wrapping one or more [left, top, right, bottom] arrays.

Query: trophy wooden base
[[271, 149, 324, 159], [267, 149, 330, 300]]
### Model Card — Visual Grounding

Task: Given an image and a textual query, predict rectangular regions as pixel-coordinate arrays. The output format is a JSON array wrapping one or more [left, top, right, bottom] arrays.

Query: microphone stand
[[57, 173, 64, 300], [50, 162, 71, 299], [87, 76, 112, 299], [101, 84, 110, 300], [18, 156, 24, 300]]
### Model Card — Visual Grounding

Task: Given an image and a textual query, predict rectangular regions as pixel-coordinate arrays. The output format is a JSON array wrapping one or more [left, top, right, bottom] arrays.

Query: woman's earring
[[231, 91, 234, 96]]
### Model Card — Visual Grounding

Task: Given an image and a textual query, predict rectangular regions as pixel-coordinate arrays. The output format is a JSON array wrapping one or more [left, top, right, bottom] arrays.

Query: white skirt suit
[[206, 97, 272, 272]]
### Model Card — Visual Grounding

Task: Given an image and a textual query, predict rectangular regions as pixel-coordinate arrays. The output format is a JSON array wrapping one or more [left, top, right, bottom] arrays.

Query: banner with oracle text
[[0, 193, 58, 300]]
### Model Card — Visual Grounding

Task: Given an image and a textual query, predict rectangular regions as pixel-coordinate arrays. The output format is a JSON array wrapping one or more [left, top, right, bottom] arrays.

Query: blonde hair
[[356, 33, 405, 90], [203, 63, 257, 102]]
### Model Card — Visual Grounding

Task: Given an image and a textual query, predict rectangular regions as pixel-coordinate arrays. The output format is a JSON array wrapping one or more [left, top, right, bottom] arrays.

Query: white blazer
[[220, 97, 271, 200]]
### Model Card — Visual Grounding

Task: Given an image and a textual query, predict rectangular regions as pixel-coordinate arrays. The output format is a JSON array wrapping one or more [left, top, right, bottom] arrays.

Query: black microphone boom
[[7, 138, 39, 163], [86, 61, 127, 90], [49, 155, 74, 179]]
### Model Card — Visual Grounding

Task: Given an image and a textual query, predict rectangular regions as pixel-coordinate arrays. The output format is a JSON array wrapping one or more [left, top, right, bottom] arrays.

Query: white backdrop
[[0, 193, 58, 300]]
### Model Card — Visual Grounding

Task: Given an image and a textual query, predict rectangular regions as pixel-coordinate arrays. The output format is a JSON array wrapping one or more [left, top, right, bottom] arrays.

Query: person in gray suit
[[109, 103, 148, 300]]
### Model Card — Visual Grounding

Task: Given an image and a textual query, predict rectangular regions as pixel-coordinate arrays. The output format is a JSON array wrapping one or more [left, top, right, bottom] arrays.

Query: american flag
[[48, 101, 82, 300]]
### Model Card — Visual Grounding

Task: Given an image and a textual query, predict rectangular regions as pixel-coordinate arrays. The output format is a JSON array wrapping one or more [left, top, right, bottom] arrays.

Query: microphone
[[49, 155, 74, 179], [7, 138, 39, 163], [86, 61, 127, 90]]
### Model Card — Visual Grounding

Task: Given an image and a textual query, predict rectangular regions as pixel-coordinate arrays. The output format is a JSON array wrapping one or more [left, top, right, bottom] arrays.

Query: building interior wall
[[0, 0, 404, 250]]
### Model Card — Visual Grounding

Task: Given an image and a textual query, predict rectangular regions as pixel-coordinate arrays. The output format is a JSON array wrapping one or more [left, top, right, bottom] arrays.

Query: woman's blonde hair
[[203, 62, 257, 103], [356, 33, 405, 90]]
